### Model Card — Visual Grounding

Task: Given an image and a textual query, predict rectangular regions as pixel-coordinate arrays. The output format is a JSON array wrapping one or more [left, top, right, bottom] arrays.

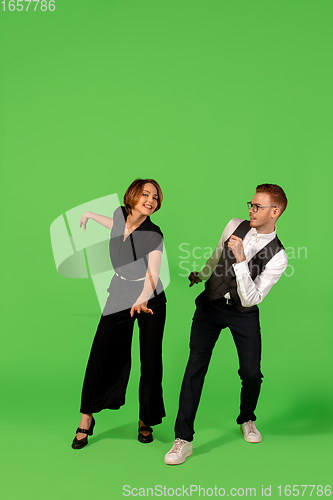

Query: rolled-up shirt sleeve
[[233, 249, 288, 307]]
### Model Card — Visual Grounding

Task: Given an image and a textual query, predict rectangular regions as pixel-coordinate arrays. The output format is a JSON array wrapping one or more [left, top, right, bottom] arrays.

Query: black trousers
[[175, 292, 263, 441], [80, 302, 166, 426]]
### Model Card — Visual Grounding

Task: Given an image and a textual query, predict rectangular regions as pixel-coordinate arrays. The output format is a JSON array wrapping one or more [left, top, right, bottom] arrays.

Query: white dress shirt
[[198, 219, 288, 308]]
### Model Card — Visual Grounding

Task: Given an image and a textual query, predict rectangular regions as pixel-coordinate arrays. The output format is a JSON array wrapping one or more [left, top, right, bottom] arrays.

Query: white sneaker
[[240, 420, 262, 443], [164, 438, 193, 465]]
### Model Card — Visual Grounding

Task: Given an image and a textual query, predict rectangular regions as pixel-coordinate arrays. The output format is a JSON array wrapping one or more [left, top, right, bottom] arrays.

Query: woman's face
[[134, 182, 159, 216]]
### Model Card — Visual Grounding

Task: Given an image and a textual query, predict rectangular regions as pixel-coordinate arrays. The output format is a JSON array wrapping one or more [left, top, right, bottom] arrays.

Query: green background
[[1, 0, 332, 498]]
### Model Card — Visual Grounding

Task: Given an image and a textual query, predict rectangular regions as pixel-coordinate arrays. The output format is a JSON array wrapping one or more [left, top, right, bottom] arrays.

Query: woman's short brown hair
[[123, 178, 163, 215]]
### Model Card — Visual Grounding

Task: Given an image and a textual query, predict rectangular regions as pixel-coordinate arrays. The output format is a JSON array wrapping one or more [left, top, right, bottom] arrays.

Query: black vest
[[205, 220, 284, 313]]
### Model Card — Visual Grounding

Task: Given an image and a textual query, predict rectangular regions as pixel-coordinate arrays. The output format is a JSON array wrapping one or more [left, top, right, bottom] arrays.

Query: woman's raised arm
[[80, 211, 113, 231]]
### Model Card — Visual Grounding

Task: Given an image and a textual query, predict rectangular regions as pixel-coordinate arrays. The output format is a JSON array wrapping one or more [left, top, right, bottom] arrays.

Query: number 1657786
[[1, 0, 56, 11]]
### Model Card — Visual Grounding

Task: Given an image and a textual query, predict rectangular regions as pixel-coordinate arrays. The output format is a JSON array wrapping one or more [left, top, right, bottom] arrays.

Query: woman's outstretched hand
[[130, 302, 154, 317], [80, 212, 90, 231]]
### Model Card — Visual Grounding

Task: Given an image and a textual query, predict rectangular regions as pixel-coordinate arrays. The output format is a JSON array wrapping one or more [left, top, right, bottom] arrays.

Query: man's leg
[[165, 294, 227, 464], [227, 305, 263, 441], [174, 294, 226, 441]]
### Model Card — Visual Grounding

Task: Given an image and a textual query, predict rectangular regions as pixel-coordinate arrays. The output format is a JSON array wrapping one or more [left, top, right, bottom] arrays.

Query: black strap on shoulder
[[233, 220, 252, 239], [251, 235, 284, 270], [129, 233, 137, 260]]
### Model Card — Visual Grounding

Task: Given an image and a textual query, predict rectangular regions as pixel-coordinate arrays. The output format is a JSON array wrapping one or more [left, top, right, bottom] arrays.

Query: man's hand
[[188, 272, 202, 287], [228, 235, 246, 263], [130, 301, 154, 317]]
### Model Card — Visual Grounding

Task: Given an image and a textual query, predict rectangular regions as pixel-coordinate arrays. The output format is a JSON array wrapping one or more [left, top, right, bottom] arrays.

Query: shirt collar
[[250, 227, 276, 240]]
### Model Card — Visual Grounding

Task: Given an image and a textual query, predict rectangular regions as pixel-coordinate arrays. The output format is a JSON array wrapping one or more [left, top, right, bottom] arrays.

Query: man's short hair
[[256, 183, 287, 216], [123, 178, 163, 215]]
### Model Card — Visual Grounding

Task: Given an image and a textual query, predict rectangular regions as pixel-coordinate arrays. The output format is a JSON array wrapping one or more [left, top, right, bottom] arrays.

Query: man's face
[[248, 192, 277, 231]]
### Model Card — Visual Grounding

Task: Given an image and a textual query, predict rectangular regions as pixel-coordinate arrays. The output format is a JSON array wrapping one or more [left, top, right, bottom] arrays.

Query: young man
[[164, 184, 288, 465]]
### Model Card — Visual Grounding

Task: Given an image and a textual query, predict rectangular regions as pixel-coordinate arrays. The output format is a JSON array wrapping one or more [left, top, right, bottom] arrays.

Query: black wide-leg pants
[[80, 302, 166, 426], [175, 292, 263, 442]]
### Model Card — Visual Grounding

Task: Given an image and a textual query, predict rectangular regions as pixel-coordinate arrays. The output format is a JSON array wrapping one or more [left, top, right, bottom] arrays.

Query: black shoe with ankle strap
[[138, 423, 153, 444], [71, 417, 95, 450]]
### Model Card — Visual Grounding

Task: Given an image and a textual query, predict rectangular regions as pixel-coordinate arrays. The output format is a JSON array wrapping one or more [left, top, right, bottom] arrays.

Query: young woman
[[71, 179, 167, 449]]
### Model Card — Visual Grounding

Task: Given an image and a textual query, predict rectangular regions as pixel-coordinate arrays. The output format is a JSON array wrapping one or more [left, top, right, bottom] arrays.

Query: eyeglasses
[[247, 202, 276, 213]]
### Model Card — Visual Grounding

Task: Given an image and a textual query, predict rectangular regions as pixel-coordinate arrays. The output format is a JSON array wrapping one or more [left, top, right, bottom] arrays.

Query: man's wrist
[[233, 260, 249, 276]]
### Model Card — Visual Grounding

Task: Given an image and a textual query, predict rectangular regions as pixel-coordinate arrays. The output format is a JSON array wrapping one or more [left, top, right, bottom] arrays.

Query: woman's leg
[[137, 303, 167, 428], [76, 309, 135, 439], [76, 413, 93, 440]]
